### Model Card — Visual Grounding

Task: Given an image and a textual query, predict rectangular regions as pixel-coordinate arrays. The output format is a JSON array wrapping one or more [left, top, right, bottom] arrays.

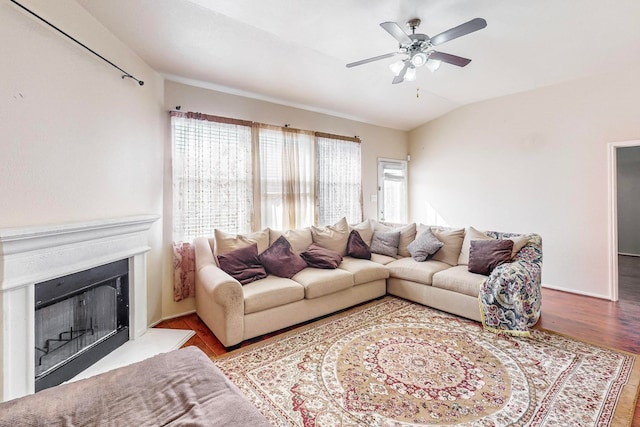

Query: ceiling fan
[[346, 17, 487, 84]]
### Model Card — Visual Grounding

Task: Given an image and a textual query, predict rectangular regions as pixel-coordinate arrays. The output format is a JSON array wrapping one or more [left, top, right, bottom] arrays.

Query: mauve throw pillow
[[259, 236, 308, 278], [347, 230, 371, 260], [217, 243, 267, 285], [370, 231, 401, 258], [468, 239, 514, 276], [407, 228, 444, 262], [301, 244, 343, 269]]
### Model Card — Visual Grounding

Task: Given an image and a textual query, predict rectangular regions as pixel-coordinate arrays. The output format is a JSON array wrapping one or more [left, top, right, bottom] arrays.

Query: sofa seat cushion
[[386, 257, 451, 285], [432, 265, 487, 297], [242, 275, 305, 314], [292, 268, 354, 299], [339, 257, 390, 285], [370, 253, 397, 265]]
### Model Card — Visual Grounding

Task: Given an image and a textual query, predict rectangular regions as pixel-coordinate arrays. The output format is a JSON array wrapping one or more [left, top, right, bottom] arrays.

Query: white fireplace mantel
[[0, 215, 159, 402]]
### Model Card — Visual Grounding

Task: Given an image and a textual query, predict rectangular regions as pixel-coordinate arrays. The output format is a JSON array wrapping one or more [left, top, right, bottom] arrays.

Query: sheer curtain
[[316, 133, 362, 225], [171, 112, 253, 300], [259, 125, 315, 230]]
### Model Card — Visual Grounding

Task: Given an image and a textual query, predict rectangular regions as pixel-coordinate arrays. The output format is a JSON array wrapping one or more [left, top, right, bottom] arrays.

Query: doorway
[[609, 140, 640, 302], [377, 158, 408, 223]]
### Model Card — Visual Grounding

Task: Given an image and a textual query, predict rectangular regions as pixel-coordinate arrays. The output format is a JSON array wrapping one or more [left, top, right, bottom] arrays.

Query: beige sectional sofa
[[195, 219, 542, 347]]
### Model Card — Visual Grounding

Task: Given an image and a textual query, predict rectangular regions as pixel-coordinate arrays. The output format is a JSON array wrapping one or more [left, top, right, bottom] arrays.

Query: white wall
[[0, 1, 166, 323], [408, 66, 640, 299], [617, 146, 640, 255], [162, 80, 408, 317]]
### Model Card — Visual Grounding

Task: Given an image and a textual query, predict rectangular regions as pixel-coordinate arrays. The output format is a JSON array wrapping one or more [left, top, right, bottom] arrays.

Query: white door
[[377, 159, 408, 223]]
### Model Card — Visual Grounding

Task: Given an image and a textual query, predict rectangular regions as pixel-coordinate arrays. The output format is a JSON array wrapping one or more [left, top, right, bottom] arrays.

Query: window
[[317, 134, 362, 226], [171, 112, 253, 241], [259, 125, 316, 230], [377, 158, 407, 223], [171, 112, 362, 240]]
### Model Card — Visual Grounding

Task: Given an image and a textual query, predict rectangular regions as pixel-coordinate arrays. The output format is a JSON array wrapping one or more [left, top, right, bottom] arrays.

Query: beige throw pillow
[[269, 228, 313, 254], [373, 221, 417, 258], [214, 228, 270, 257], [430, 227, 465, 266], [311, 217, 349, 256], [458, 226, 494, 265]]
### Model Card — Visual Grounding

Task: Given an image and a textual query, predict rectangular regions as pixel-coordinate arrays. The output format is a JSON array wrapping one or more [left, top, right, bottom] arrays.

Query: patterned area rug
[[214, 297, 640, 426]]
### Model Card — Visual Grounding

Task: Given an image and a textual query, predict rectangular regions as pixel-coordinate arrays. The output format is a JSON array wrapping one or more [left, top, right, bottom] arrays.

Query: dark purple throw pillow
[[468, 239, 514, 276], [217, 243, 267, 285], [301, 244, 343, 269], [347, 230, 371, 260], [259, 236, 308, 278]]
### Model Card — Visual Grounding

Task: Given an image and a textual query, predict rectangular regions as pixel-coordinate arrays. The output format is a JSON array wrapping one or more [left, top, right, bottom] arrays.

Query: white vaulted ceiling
[[77, 0, 640, 131]]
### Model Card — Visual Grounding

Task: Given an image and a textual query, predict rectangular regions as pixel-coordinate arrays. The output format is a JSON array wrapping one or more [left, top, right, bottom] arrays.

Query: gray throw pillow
[[370, 231, 401, 258], [407, 229, 444, 262]]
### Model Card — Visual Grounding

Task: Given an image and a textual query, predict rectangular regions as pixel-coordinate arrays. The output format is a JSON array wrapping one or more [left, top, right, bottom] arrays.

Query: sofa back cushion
[[310, 217, 349, 256], [459, 227, 532, 264], [430, 227, 465, 266], [269, 227, 312, 254], [468, 239, 514, 275], [349, 219, 374, 246], [259, 236, 308, 278], [217, 243, 267, 284], [373, 221, 416, 258], [346, 230, 371, 259], [214, 228, 270, 257], [458, 226, 494, 265]]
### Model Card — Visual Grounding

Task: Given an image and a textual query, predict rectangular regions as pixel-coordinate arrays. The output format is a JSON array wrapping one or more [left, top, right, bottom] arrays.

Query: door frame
[[608, 139, 640, 301], [377, 157, 408, 223]]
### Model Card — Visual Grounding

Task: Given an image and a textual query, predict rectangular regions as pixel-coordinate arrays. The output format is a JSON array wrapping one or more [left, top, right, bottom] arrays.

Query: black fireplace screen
[[34, 259, 129, 391]]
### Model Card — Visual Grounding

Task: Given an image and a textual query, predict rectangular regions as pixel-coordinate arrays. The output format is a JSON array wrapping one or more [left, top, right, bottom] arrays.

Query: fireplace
[[34, 259, 130, 391], [0, 215, 159, 402]]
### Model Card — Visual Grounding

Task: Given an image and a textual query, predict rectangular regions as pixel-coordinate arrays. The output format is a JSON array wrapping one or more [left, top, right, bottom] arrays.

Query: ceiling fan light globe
[[405, 67, 417, 81], [389, 60, 404, 76], [410, 52, 427, 67], [426, 60, 441, 72]]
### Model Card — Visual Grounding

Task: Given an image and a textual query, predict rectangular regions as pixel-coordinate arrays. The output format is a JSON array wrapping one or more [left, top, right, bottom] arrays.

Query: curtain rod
[[171, 108, 361, 142], [9, 0, 144, 86]]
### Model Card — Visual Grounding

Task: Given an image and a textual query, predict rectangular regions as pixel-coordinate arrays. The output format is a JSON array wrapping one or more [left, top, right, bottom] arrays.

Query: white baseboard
[[619, 252, 640, 257], [541, 284, 611, 300], [148, 309, 197, 328]]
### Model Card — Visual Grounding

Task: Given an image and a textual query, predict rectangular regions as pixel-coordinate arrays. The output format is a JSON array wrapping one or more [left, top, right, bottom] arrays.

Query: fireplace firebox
[[34, 259, 129, 391]]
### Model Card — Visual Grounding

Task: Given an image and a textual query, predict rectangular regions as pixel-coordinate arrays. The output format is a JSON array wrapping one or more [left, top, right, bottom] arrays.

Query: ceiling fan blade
[[429, 18, 487, 46], [392, 62, 410, 84], [380, 21, 412, 45], [346, 52, 399, 68], [429, 51, 472, 67]]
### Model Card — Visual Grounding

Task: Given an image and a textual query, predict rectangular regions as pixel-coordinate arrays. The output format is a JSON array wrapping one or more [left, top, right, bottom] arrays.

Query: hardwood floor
[[155, 287, 640, 425], [619, 254, 640, 302]]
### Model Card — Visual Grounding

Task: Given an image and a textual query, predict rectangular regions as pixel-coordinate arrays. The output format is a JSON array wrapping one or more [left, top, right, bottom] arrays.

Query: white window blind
[[171, 112, 253, 241], [316, 134, 362, 226]]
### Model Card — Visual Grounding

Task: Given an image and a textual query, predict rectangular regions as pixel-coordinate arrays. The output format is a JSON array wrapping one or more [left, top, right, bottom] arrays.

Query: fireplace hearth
[[34, 259, 129, 391]]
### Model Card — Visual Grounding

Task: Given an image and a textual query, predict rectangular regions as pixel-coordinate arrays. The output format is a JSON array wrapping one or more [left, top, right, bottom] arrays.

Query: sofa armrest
[[194, 237, 244, 347], [479, 234, 543, 335]]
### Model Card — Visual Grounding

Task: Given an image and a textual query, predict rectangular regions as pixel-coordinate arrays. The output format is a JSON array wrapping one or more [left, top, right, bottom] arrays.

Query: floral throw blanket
[[479, 232, 543, 336]]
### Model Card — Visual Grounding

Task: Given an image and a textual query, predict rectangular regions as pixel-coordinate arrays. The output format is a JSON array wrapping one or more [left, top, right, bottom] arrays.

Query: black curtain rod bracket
[[10, 0, 144, 86]]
